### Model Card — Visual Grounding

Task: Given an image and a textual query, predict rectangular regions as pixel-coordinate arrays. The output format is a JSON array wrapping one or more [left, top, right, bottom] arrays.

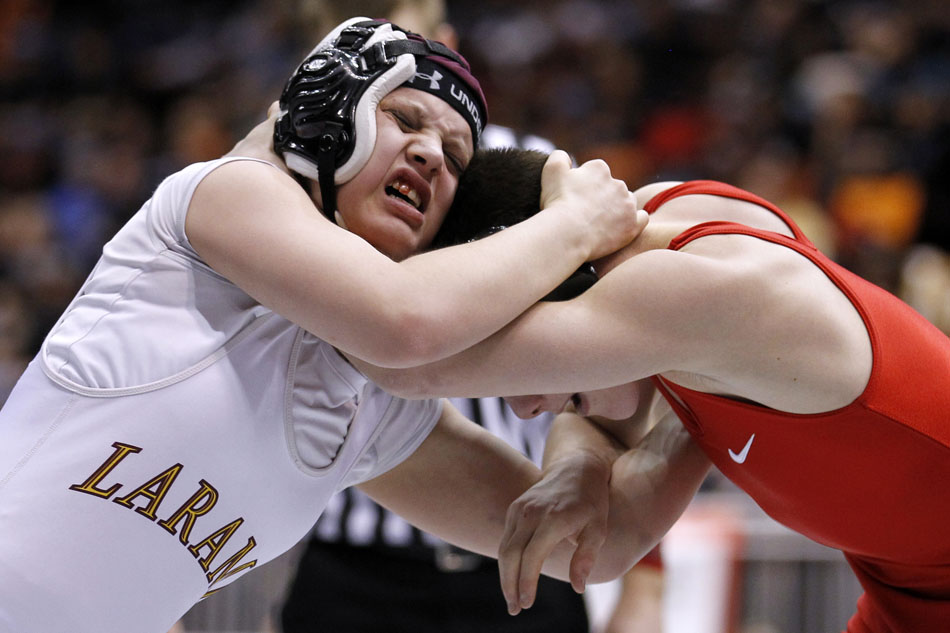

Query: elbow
[[587, 543, 637, 585], [350, 330, 448, 400], [365, 363, 444, 399], [587, 535, 654, 585], [365, 302, 459, 369]]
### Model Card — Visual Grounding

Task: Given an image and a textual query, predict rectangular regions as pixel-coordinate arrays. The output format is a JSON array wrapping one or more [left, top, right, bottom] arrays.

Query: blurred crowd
[[0, 0, 948, 403]]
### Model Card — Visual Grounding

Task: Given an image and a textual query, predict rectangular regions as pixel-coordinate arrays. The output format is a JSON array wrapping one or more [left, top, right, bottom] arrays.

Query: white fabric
[[0, 157, 440, 633], [310, 123, 561, 549], [314, 397, 552, 547], [336, 20, 415, 184]]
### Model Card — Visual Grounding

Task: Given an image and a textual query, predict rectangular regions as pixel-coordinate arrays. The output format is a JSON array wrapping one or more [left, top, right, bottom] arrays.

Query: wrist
[[545, 448, 614, 484], [541, 200, 595, 262]]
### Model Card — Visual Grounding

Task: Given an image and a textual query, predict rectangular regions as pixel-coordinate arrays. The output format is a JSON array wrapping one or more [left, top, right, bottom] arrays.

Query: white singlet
[[0, 157, 441, 633]]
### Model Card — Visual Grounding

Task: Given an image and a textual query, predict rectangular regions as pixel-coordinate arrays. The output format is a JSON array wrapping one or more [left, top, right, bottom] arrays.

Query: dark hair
[[431, 147, 547, 248], [432, 147, 597, 301]]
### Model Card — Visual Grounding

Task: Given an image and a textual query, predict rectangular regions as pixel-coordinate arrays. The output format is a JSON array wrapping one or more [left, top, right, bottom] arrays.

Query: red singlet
[[646, 181, 950, 633]]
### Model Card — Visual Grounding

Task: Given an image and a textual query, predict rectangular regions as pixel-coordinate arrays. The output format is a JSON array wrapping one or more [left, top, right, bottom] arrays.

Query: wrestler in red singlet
[[646, 182, 950, 633]]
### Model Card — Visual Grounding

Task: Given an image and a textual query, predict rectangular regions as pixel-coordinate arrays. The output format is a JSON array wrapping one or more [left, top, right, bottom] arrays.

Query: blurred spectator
[[0, 5, 946, 633], [899, 244, 950, 335]]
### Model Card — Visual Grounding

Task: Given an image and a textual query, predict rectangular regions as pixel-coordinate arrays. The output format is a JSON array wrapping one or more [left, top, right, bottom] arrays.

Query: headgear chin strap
[[273, 17, 487, 219]]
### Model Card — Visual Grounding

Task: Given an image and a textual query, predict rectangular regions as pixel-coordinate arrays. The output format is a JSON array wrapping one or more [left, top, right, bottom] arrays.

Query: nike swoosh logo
[[728, 433, 755, 464]]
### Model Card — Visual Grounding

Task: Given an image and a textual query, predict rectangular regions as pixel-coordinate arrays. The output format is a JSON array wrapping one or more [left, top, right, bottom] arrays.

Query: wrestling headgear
[[273, 17, 488, 218]]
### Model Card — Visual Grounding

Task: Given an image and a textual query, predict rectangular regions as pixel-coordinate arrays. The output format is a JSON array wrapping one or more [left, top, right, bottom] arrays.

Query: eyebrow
[[392, 96, 473, 159]]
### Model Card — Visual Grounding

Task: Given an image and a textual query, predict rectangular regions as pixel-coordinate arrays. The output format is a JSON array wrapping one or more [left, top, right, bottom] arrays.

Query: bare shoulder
[[193, 158, 301, 206], [631, 181, 682, 209], [186, 159, 315, 243], [583, 246, 748, 374], [658, 235, 872, 412], [181, 156, 347, 307]]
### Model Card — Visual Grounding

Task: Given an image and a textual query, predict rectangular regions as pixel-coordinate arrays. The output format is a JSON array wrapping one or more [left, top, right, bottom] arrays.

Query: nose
[[505, 395, 549, 419], [409, 134, 444, 175]]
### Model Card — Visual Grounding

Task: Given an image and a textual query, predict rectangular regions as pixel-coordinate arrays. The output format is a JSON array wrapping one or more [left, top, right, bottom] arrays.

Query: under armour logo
[[413, 69, 442, 90]]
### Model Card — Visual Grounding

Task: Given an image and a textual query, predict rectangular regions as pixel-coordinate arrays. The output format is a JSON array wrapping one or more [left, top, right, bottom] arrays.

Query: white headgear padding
[[274, 17, 418, 221], [273, 17, 485, 216]]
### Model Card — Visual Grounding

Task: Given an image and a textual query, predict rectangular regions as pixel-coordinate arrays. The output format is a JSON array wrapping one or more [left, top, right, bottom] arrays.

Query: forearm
[[188, 151, 645, 371], [538, 409, 709, 585], [498, 404, 709, 613], [384, 206, 599, 364], [358, 403, 545, 560], [590, 414, 711, 583], [350, 257, 680, 399], [542, 411, 625, 477], [534, 414, 654, 586]]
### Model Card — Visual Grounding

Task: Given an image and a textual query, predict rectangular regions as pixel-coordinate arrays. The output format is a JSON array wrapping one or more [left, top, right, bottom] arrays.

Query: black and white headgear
[[273, 17, 488, 219]]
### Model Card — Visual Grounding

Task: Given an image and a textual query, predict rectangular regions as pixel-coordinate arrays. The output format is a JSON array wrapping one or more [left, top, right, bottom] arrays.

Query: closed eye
[[386, 107, 468, 173], [446, 150, 465, 174], [385, 108, 416, 131]]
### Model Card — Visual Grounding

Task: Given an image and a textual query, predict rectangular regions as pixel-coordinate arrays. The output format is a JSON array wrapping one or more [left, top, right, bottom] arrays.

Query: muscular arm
[[354, 226, 867, 415], [185, 135, 645, 368], [356, 401, 616, 580], [500, 399, 711, 613], [352, 247, 725, 395], [364, 385, 709, 616]]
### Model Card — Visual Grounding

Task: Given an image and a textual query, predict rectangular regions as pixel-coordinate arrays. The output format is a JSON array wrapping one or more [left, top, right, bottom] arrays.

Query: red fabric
[[637, 543, 663, 570], [646, 181, 950, 633]]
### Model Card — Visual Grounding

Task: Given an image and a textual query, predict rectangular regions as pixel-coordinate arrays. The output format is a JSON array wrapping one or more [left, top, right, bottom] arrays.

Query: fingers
[[568, 520, 607, 593], [498, 504, 521, 612], [498, 446, 614, 617], [499, 500, 535, 614], [635, 207, 650, 234], [513, 519, 563, 612], [542, 149, 572, 175], [499, 494, 594, 615], [539, 150, 572, 208], [500, 499, 557, 615]]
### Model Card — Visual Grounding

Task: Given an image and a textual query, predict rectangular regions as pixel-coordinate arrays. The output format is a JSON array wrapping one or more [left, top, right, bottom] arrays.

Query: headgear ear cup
[[273, 18, 487, 219]]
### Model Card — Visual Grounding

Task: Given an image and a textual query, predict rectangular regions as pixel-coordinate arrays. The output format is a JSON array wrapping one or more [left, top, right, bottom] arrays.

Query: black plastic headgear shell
[[273, 19, 471, 219]]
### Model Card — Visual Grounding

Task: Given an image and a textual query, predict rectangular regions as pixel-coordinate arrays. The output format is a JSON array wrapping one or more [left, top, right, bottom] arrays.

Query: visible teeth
[[388, 178, 421, 209]]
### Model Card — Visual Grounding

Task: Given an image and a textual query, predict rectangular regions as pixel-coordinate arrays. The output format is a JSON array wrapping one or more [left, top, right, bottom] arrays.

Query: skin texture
[[185, 94, 646, 369], [332, 89, 474, 262], [179, 89, 652, 599], [352, 174, 877, 611]]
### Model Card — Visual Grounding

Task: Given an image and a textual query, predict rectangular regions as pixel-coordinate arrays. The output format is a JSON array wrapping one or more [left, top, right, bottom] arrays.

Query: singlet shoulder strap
[[643, 180, 814, 247]]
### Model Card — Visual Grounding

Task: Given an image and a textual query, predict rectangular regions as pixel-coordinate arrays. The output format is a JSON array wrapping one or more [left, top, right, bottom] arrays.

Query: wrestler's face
[[328, 88, 474, 261], [505, 381, 645, 421]]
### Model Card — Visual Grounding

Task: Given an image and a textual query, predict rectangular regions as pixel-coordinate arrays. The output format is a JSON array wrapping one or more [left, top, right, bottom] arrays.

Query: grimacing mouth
[[385, 177, 422, 210]]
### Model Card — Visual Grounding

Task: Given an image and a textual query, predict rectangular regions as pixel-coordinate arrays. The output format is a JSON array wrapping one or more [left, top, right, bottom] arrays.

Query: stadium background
[[0, 1, 947, 631]]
